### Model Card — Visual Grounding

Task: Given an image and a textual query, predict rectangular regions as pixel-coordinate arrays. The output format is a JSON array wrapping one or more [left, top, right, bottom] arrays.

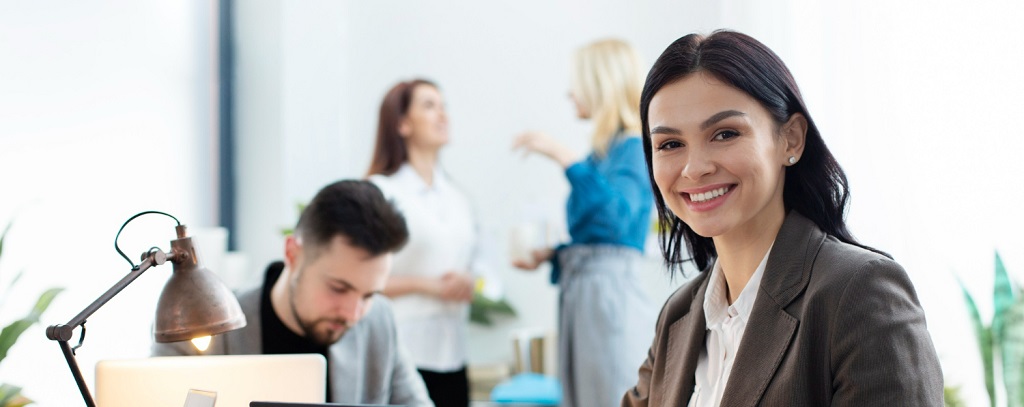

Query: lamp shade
[[154, 228, 246, 343]]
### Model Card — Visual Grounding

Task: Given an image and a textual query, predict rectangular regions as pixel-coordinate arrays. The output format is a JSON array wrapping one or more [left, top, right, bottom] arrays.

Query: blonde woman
[[512, 39, 656, 407]]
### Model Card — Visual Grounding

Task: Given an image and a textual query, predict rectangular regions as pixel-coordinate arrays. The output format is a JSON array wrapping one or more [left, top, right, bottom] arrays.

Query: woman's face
[[648, 72, 804, 241], [569, 91, 590, 119], [400, 84, 449, 150]]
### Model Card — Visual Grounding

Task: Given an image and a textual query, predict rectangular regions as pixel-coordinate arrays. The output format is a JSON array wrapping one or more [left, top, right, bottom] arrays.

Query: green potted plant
[[0, 221, 63, 407], [959, 251, 1024, 407], [469, 279, 516, 326]]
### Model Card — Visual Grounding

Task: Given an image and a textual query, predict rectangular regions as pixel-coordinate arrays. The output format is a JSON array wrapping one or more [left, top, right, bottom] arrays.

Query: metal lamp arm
[[44, 248, 171, 407]]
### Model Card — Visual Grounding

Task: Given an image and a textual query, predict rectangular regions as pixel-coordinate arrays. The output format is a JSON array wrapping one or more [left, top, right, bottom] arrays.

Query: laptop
[[95, 354, 326, 407]]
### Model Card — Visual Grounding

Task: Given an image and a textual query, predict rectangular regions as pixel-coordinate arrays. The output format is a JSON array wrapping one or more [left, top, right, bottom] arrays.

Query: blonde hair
[[570, 39, 645, 156]]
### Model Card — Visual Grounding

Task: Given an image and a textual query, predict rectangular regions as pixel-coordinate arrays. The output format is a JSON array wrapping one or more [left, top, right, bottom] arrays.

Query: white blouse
[[688, 245, 772, 407], [370, 163, 488, 371]]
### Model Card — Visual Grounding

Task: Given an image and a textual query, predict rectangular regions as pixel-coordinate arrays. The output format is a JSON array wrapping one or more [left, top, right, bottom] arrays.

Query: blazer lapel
[[661, 272, 710, 406], [720, 211, 826, 407]]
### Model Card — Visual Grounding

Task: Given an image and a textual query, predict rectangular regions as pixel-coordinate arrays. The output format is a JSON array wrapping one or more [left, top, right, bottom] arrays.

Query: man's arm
[[366, 296, 434, 407], [387, 342, 434, 407]]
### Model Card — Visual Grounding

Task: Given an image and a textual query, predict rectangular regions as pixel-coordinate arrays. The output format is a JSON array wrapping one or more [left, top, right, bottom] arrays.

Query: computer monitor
[[95, 354, 326, 407]]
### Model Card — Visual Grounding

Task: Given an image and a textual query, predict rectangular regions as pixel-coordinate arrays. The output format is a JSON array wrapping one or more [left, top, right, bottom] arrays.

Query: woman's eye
[[657, 140, 683, 151], [712, 130, 739, 141]]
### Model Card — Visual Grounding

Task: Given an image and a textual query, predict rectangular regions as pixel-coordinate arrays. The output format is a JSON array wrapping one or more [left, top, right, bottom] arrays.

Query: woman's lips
[[681, 184, 734, 212]]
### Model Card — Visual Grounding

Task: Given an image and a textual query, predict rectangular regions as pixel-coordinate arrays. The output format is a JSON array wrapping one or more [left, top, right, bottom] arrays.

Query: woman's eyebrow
[[701, 110, 746, 130], [650, 110, 747, 136], [649, 125, 681, 136]]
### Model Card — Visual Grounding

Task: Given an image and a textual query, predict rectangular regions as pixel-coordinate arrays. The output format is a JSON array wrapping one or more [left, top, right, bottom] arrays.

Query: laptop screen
[[95, 354, 326, 407]]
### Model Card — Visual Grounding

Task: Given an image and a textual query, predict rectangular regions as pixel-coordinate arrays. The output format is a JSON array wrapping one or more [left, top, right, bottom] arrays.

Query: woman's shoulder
[[608, 133, 643, 151], [807, 236, 911, 299], [367, 172, 393, 186], [817, 236, 899, 274], [367, 173, 396, 197], [601, 134, 645, 166]]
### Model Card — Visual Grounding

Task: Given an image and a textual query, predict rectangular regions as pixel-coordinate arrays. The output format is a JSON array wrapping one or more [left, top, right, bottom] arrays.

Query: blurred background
[[1, 0, 1022, 405]]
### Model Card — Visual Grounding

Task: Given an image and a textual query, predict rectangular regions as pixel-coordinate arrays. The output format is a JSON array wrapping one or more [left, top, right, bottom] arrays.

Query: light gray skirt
[[556, 244, 656, 407]]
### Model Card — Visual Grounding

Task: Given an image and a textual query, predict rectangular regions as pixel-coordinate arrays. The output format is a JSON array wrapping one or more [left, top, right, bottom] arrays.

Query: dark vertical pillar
[[217, 0, 236, 250]]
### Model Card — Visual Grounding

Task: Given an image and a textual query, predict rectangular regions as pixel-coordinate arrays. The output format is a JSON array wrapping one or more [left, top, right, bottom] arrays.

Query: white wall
[[0, 1, 217, 405]]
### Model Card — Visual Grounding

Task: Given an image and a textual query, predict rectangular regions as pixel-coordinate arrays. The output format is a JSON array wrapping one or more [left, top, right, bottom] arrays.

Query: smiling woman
[[649, 74, 803, 247], [622, 30, 945, 406]]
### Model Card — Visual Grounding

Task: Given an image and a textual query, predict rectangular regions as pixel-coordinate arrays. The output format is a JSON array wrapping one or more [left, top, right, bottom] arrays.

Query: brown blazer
[[622, 211, 943, 406]]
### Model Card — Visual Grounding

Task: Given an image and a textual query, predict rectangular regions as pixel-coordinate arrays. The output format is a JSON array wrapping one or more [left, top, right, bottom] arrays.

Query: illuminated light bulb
[[191, 336, 212, 352]]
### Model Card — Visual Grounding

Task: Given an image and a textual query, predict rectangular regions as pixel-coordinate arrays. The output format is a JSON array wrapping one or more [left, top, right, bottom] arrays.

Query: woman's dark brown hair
[[641, 30, 870, 274], [366, 79, 437, 176]]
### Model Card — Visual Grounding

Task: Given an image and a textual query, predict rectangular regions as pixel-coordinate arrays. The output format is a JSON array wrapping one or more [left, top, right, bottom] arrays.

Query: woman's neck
[[406, 146, 439, 186], [712, 206, 786, 304]]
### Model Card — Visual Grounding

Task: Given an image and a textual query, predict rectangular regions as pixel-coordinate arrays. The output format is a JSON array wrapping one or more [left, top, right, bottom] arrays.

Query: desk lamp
[[44, 211, 247, 407]]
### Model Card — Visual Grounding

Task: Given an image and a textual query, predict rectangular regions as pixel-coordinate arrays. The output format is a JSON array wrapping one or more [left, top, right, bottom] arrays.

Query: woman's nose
[[681, 150, 714, 180]]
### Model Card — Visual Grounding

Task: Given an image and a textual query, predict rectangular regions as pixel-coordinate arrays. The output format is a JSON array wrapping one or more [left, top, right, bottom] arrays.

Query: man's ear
[[284, 234, 301, 270], [781, 113, 808, 163]]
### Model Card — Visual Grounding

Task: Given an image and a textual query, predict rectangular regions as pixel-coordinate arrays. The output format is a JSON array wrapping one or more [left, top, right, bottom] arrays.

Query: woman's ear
[[398, 117, 412, 139], [782, 113, 808, 163]]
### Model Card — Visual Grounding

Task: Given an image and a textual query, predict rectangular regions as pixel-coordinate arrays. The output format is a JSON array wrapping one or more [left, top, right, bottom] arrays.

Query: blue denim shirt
[[551, 134, 653, 283]]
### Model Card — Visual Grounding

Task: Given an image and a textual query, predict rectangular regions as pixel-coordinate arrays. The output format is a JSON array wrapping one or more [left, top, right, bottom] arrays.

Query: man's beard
[[288, 274, 350, 346], [294, 312, 349, 346]]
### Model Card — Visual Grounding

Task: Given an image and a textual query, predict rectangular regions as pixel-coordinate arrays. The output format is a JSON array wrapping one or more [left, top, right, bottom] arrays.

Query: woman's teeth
[[689, 186, 730, 203]]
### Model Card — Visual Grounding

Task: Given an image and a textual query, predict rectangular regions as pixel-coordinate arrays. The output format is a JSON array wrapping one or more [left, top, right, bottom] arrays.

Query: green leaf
[[0, 383, 23, 406], [0, 319, 34, 364], [944, 385, 966, 407], [0, 219, 12, 262], [470, 306, 493, 326], [1002, 295, 1024, 407], [469, 294, 517, 326], [958, 277, 996, 407], [0, 287, 63, 364], [994, 251, 1014, 344], [490, 299, 516, 316], [30, 287, 63, 317], [278, 202, 308, 237]]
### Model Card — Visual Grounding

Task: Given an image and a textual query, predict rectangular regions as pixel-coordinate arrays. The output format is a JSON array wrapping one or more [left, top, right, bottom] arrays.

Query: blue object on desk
[[490, 373, 561, 405]]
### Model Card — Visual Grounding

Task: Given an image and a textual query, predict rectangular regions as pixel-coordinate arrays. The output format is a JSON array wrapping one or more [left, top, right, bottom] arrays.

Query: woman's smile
[[681, 184, 735, 212]]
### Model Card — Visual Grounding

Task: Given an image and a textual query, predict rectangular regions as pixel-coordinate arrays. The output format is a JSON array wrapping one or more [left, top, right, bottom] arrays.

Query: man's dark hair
[[294, 180, 408, 257]]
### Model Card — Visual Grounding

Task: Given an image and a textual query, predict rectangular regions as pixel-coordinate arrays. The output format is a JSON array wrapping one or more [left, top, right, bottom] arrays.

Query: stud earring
[[788, 156, 797, 165]]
